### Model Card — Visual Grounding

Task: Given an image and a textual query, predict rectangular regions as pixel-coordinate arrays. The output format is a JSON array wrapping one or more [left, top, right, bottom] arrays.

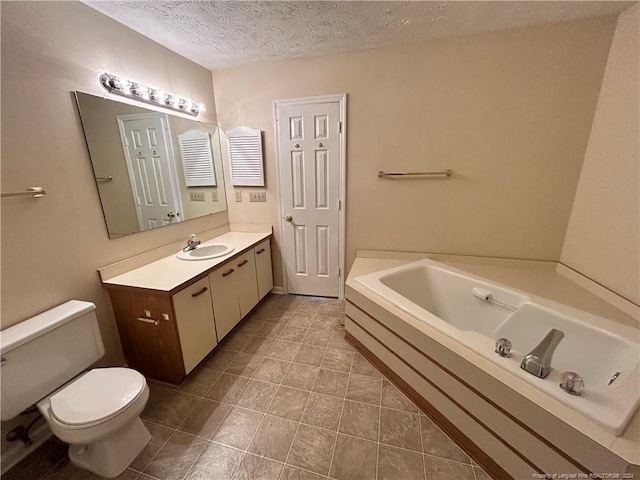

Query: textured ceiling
[[83, 1, 634, 70]]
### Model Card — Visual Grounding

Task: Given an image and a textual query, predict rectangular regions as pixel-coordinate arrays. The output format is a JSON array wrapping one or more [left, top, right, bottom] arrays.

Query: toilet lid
[[50, 368, 145, 426]]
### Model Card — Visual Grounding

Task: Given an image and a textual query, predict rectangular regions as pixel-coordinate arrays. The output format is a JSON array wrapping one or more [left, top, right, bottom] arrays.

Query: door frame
[[116, 113, 183, 231], [273, 94, 347, 299]]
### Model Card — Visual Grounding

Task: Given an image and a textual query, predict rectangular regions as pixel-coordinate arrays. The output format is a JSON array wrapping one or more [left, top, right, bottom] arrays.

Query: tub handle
[[494, 338, 512, 358]]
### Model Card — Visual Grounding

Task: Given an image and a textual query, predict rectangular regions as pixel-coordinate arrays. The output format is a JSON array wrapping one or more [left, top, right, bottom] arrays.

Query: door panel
[[208, 267, 241, 342], [278, 101, 341, 297]]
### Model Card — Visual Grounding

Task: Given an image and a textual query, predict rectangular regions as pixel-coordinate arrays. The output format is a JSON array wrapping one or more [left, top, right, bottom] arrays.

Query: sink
[[176, 243, 234, 261]]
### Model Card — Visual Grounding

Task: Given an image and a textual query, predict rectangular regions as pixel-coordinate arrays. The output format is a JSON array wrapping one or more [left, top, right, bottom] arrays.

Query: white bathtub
[[354, 258, 640, 436]]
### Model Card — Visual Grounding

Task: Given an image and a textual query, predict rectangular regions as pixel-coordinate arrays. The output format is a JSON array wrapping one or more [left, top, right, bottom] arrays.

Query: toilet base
[[68, 418, 150, 478]]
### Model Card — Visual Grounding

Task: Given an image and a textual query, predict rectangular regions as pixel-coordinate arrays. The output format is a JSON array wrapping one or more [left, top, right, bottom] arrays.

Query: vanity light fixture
[[99, 72, 206, 117]]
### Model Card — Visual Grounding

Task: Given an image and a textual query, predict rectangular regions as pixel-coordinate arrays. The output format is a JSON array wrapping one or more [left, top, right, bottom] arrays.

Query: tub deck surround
[[345, 254, 640, 477], [355, 258, 640, 436], [101, 229, 272, 293]]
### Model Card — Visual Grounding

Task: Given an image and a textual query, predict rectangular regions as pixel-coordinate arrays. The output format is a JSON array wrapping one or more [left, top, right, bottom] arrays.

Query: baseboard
[[1, 423, 53, 475], [271, 286, 285, 295]]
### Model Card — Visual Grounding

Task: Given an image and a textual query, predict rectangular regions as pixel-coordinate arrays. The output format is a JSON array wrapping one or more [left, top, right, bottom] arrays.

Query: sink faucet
[[520, 329, 565, 379], [183, 234, 201, 252]]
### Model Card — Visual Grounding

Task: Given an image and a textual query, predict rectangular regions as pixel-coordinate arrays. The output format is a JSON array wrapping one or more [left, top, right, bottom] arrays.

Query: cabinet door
[[172, 277, 217, 374], [254, 239, 273, 300], [108, 289, 186, 383], [234, 250, 259, 318], [209, 265, 241, 341]]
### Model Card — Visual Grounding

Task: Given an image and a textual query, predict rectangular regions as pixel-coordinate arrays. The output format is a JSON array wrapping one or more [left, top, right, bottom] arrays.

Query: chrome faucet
[[520, 329, 565, 379], [183, 234, 201, 252]]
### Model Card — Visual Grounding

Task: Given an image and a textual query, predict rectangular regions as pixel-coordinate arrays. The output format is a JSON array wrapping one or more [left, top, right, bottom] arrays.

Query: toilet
[[0, 300, 151, 478]]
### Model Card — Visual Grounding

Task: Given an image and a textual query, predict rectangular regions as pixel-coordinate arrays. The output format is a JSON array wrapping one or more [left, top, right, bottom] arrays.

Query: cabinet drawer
[[172, 277, 217, 374], [254, 239, 273, 300]]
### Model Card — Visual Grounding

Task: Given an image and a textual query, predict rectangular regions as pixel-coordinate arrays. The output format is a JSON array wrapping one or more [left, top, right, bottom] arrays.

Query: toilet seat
[[50, 368, 145, 427]]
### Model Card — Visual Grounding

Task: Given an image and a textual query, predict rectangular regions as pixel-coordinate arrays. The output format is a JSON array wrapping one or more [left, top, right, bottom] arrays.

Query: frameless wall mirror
[[75, 91, 228, 238]]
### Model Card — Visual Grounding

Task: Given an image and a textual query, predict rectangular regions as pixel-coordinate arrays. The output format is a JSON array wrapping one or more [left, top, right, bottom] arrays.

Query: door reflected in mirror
[[75, 92, 227, 238]]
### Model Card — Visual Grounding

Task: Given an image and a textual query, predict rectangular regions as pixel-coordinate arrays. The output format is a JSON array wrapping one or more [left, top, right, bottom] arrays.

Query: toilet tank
[[0, 300, 105, 420]]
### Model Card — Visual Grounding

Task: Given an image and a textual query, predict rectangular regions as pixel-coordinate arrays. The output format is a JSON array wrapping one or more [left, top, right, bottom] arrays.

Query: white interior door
[[277, 100, 343, 297], [118, 113, 182, 231]]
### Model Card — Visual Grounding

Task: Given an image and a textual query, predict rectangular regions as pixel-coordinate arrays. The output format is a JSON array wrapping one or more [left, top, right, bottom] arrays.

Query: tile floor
[[5, 294, 493, 480]]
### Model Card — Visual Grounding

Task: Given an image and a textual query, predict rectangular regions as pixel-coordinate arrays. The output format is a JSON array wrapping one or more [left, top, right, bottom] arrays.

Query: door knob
[[285, 215, 293, 222], [167, 211, 179, 218]]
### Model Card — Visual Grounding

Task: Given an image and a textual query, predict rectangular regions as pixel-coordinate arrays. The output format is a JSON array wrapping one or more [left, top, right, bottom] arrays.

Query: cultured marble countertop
[[103, 231, 271, 292]]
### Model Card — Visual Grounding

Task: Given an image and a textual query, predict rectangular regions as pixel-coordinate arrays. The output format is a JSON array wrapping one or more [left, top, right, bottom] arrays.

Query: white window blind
[[178, 130, 216, 187], [227, 126, 264, 186]]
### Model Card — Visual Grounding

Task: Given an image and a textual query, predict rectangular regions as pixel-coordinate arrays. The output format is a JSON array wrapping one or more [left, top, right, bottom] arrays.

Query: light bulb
[[114, 76, 131, 90], [151, 89, 166, 104], [196, 103, 207, 113], [181, 100, 194, 111], [133, 84, 150, 98], [170, 95, 182, 107]]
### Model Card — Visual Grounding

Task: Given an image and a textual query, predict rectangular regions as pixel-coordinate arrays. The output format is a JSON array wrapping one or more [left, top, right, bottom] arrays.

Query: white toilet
[[0, 300, 151, 478]]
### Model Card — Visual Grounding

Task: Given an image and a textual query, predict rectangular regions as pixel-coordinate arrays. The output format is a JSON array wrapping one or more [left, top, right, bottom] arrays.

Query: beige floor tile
[[301, 393, 343, 431], [379, 407, 422, 451], [377, 444, 425, 480], [253, 358, 291, 383], [235, 379, 279, 412], [313, 369, 349, 398], [267, 386, 310, 421], [473, 467, 494, 480], [303, 328, 333, 347], [280, 465, 325, 480], [142, 384, 200, 428], [312, 314, 341, 330], [201, 348, 239, 371], [205, 374, 250, 404], [420, 415, 471, 464], [319, 303, 342, 317], [221, 332, 254, 351], [262, 294, 285, 309], [338, 400, 380, 441], [247, 416, 298, 462], [279, 325, 309, 342], [351, 353, 382, 378], [236, 318, 267, 335], [267, 339, 301, 361], [346, 373, 382, 405], [294, 344, 326, 366], [288, 313, 316, 328], [329, 434, 377, 480], [129, 421, 174, 471], [42, 461, 98, 479], [241, 336, 276, 356], [286, 424, 336, 476], [255, 322, 286, 339], [178, 367, 222, 397], [321, 348, 354, 372], [225, 352, 265, 378], [423, 456, 475, 480], [381, 379, 418, 412], [142, 431, 207, 480], [211, 407, 263, 449], [178, 399, 232, 439], [282, 363, 320, 391], [297, 302, 321, 315], [231, 453, 284, 480], [268, 309, 295, 324], [328, 331, 354, 352], [183, 442, 243, 480]]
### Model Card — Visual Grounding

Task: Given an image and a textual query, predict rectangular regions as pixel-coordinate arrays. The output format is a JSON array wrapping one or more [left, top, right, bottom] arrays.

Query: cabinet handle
[[137, 317, 159, 326], [237, 259, 248, 267], [256, 248, 265, 254], [191, 286, 208, 297], [222, 268, 235, 277]]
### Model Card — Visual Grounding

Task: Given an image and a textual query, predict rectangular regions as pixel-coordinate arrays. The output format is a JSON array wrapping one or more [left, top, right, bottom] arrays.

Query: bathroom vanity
[[101, 231, 273, 383]]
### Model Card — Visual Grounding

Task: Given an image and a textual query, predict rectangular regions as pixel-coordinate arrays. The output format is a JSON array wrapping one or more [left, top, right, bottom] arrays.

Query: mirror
[[75, 92, 227, 238]]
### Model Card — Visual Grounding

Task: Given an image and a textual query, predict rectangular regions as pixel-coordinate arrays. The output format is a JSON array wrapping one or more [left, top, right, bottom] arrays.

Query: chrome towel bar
[[378, 170, 452, 178], [1, 187, 48, 198]]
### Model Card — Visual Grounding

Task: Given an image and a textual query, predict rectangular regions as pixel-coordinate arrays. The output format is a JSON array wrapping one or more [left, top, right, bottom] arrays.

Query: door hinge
[[339, 121, 342, 133], [338, 200, 342, 210], [338, 267, 341, 277]]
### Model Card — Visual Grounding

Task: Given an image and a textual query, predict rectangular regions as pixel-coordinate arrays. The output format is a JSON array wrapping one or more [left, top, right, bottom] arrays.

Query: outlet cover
[[235, 191, 242, 202], [249, 191, 267, 202], [190, 191, 205, 202], [211, 190, 218, 202]]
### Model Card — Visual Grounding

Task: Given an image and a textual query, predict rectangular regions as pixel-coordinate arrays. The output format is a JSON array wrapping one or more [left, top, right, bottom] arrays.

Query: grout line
[[326, 348, 357, 480], [376, 372, 384, 480]]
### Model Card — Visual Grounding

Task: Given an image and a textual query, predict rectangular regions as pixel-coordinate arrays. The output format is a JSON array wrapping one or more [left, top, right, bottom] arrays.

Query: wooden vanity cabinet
[[107, 238, 274, 384]]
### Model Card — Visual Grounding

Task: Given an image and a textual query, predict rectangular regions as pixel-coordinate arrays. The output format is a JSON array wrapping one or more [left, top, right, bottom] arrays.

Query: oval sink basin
[[176, 243, 234, 261]]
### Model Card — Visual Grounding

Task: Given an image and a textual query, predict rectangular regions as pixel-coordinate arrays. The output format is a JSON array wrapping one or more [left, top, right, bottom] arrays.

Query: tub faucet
[[520, 329, 565, 379], [183, 234, 201, 252]]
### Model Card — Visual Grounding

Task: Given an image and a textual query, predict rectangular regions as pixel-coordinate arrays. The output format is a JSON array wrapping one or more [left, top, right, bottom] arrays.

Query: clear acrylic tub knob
[[495, 338, 512, 358], [560, 371, 584, 396]]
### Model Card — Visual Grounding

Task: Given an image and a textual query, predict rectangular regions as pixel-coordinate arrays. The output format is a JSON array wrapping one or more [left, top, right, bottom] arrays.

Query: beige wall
[[1, 2, 228, 362], [213, 16, 616, 290], [561, 5, 640, 305]]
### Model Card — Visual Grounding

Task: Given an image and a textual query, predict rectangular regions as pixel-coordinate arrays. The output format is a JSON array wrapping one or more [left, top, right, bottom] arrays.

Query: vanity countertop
[[103, 231, 271, 292]]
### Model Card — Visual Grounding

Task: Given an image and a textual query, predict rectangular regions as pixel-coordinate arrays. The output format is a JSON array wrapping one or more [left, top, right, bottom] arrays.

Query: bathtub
[[354, 258, 640, 436]]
